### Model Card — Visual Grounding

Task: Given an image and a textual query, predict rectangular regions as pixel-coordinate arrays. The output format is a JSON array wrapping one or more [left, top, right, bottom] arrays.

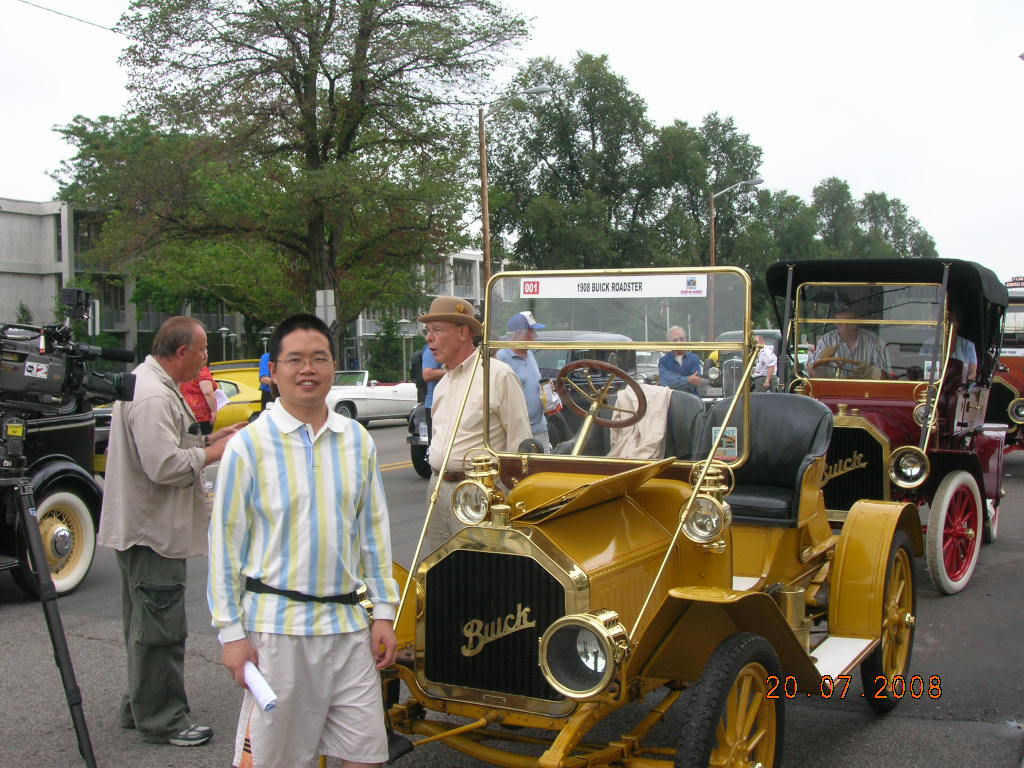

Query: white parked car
[[325, 370, 417, 425]]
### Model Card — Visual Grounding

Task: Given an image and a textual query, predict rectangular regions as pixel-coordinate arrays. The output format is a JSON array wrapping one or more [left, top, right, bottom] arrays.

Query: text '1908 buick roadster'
[[381, 266, 921, 768]]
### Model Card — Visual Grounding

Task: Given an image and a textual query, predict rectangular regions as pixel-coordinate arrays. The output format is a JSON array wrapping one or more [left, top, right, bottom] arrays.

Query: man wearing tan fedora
[[417, 296, 531, 551]]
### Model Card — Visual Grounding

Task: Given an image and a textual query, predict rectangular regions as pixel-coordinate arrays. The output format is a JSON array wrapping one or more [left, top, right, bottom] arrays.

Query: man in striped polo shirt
[[208, 314, 399, 768]]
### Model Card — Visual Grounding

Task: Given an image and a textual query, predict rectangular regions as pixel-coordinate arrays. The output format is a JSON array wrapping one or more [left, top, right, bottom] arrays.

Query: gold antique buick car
[[383, 267, 921, 768]]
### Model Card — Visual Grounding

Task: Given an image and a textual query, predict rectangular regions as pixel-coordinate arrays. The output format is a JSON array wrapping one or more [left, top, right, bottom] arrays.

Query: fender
[[26, 457, 102, 522], [830, 500, 921, 640], [633, 586, 820, 689]]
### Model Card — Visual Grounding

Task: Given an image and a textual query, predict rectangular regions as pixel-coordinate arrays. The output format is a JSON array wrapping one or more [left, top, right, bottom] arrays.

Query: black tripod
[[3, 473, 98, 768]]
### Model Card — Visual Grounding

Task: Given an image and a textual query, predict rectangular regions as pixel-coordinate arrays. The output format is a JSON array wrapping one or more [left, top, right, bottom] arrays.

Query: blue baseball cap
[[507, 311, 545, 332]]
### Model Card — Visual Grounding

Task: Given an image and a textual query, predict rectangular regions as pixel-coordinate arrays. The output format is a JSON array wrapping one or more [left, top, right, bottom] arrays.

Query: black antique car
[[1, 313, 130, 596]]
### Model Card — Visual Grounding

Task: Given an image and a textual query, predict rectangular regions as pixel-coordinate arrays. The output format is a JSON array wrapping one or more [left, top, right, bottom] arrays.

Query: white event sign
[[518, 275, 707, 299]]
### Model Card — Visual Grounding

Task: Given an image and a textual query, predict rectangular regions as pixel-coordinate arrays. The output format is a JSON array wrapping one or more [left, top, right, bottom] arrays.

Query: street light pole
[[707, 176, 763, 339], [708, 176, 764, 267], [218, 326, 230, 362], [479, 85, 553, 297]]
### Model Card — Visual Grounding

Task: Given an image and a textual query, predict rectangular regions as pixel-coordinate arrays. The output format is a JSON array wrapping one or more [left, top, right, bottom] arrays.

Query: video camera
[[1, 288, 136, 415]]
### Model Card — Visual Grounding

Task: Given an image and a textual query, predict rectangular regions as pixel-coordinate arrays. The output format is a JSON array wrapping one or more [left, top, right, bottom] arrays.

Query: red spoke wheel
[[926, 470, 981, 595]]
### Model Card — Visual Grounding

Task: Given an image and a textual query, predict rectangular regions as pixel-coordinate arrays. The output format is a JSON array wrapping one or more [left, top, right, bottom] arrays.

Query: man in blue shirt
[[497, 311, 550, 451], [659, 325, 704, 394], [258, 351, 273, 409], [421, 344, 444, 440]]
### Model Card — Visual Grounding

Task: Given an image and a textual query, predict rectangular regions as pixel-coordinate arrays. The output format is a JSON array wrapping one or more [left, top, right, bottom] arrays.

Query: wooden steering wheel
[[555, 359, 647, 428], [810, 356, 866, 376]]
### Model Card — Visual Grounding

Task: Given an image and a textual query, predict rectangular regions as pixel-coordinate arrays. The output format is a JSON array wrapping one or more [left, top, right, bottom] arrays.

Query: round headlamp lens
[[888, 446, 929, 489], [898, 452, 926, 480], [682, 495, 726, 544], [1009, 397, 1024, 425], [452, 481, 491, 524]]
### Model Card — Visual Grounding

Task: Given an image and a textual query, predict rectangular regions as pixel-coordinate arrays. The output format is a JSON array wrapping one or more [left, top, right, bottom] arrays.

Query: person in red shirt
[[180, 365, 219, 434]]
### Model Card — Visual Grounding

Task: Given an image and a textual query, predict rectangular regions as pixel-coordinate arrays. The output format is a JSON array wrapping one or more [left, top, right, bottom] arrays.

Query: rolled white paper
[[244, 662, 278, 712]]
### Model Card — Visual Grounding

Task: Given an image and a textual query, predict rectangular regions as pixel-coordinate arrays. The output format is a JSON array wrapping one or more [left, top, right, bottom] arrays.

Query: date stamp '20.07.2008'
[[765, 674, 942, 700]]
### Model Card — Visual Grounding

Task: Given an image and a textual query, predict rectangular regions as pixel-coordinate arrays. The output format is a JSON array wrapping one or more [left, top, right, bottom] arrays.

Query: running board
[[812, 636, 877, 678]]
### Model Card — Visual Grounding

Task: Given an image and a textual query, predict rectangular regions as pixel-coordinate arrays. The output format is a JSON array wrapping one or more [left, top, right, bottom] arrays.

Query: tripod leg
[[15, 480, 98, 768]]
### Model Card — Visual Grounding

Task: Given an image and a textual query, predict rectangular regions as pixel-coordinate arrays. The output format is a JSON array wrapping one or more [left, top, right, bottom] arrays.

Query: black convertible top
[[766, 259, 1008, 353]]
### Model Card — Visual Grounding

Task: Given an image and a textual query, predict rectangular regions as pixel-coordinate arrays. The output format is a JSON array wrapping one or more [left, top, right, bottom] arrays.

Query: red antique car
[[986, 277, 1024, 452], [767, 258, 1008, 595]]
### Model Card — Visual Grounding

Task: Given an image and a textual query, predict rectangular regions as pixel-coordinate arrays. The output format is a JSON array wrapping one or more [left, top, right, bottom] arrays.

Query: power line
[[13, 0, 120, 34]]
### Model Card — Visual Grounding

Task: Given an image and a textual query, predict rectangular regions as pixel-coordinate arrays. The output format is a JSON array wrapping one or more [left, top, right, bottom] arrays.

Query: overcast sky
[[4, 0, 1021, 281]]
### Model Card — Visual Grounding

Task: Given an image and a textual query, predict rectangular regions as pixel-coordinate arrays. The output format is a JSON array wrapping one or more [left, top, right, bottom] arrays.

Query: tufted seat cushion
[[698, 393, 832, 525]]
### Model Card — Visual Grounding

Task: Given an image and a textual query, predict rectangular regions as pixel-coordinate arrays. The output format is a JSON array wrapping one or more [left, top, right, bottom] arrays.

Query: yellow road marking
[[380, 460, 413, 472]]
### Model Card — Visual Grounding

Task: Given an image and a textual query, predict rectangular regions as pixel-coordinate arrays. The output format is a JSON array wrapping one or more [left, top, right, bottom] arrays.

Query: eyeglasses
[[275, 356, 334, 369]]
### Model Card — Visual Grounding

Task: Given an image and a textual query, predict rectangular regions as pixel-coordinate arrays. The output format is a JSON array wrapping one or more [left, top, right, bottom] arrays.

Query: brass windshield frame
[[479, 266, 753, 470]]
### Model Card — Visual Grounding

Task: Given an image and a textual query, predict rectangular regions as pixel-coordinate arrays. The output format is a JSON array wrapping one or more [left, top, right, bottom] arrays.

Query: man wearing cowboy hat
[[418, 296, 531, 551]]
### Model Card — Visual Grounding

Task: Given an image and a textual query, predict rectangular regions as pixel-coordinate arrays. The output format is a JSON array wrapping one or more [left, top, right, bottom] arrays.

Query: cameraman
[[98, 316, 243, 748]]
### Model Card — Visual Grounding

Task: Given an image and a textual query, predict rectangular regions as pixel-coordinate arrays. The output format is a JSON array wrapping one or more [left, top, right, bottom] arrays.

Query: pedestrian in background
[[658, 326, 704, 394], [751, 335, 778, 391], [258, 351, 273, 409], [180, 364, 219, 434], [98, 316, 243, 747], [497, 310, 551, 452]]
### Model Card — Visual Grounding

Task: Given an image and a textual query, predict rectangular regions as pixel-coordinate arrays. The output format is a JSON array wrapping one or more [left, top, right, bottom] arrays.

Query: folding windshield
[[795, 283, 947, 382], [484, 268, 751, 465]]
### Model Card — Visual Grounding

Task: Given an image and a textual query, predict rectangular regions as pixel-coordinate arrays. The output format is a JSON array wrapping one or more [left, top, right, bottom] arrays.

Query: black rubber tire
[[11, 487, 97, 597], [860, 529, 916, 714], [675, 632, 783, 768], [410, 444, 431, 479], [334, 402, 354, 419]]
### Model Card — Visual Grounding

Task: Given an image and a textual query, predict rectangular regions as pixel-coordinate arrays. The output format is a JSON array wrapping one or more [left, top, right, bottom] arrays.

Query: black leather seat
[[697, 393, 832, 525], [664, 390, 706, 460]]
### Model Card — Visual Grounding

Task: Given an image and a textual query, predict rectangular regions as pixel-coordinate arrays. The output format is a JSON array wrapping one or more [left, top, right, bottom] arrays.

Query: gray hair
[[667, 325, 686, 341], [152, 316, 204, 358]]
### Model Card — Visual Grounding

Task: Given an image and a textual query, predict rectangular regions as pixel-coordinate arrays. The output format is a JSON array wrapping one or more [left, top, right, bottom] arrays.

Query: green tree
[[59, 0, 529, 347], [16, 301, 33, 324], [365, 315, 404, 382], [488, 54, 668, 269], [812, 177, 861, 258], [488, 56, 765, 273]]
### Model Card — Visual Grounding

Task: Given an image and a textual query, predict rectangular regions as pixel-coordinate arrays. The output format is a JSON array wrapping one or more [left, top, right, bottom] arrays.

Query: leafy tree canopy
[[56, 0, 530, 341]]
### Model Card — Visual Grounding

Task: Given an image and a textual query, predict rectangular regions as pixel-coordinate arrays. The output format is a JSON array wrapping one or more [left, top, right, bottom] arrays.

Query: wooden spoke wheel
[[675, 633, 782, 768], [860, 530, 916, 713]]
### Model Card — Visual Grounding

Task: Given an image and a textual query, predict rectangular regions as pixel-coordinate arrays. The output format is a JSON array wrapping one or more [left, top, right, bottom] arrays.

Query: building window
[[453, 259, 474, 296], [74, 217, 103, 254], [55, 216, 62, 263]]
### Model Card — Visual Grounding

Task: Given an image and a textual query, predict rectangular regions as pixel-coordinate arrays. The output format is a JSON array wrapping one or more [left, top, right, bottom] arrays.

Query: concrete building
[[2, 196, 490, 373]]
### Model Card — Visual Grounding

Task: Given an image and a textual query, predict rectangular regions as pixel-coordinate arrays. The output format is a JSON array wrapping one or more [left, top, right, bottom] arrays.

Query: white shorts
[[233, 630, 387, 768]]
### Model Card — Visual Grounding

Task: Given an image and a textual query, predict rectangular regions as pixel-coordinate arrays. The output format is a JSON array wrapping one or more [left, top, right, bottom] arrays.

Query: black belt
[[432, 469, 466, 482], [245, 577, 359, 605]]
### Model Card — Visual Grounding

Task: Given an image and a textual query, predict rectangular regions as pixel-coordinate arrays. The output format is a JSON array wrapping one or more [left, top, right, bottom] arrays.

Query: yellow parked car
[[212, 374, 263, 430], [382, 266, 921, 768]]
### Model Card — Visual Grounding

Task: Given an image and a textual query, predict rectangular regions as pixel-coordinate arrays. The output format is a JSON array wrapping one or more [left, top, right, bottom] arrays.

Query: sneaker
[[168, 724, 213, 747]]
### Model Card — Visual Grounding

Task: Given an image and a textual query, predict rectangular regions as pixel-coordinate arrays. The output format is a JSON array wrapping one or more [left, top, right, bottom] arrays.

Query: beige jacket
[[429, 350, 532, 473], [97, 356, 208, 558]]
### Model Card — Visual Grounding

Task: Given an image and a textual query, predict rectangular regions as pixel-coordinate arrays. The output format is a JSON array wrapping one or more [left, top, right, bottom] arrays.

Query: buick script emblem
[[461, 603, 537, 657], [821, 451, 868, 486]]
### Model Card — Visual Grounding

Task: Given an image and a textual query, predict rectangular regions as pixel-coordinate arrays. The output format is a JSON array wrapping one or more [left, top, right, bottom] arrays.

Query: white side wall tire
[[926, 471, 981, 595]]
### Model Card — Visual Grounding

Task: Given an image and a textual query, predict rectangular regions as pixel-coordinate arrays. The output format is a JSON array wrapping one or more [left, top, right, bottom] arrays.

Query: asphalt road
[[1, 421, 1022, 768]]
